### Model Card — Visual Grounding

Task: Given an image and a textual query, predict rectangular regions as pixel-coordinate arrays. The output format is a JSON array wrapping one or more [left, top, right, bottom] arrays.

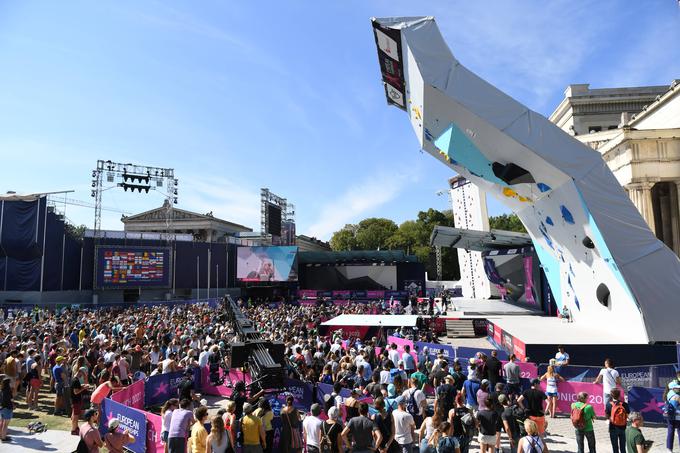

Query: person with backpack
[[448, 399, 473, 453], [436, 375, 457, 415], [605, 388, 630, 453], [418, 399, 445, 453], [402, 376, 427, 428], [432, 421, 460, 453], [77, 408, 104, 453], [664, 382, 680, 451], [499, 394, 520, 452], [392, 397, 416, 453], [371, 397, 394, 453], [517, 419, 548, 453], [571, 391, 596, 453], [323, 406, 345, 453]]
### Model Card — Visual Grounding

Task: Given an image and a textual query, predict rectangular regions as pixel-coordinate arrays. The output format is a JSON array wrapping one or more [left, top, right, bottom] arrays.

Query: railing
[[537, 362, 679, 389]]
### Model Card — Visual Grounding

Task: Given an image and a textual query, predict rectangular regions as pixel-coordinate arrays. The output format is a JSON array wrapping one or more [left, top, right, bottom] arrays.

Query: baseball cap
[[108, 418, 120, 430], [243, 403, 254, 414], [56, 355, 65, 363], [387, 384, 397, 397], [498, 394, 508, 405]]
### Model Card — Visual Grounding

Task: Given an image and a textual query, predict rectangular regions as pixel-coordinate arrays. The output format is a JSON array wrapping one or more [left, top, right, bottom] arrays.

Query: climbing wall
[[371, 17, 680, 343], [449, 177, 494, 299]]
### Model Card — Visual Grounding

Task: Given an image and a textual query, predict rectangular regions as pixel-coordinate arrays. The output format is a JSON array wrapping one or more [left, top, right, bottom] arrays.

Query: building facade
[[550, 81, 680, 255]]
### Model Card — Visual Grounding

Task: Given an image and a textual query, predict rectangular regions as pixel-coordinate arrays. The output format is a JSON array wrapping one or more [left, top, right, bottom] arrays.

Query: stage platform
[[487, 316, 677, 366], [441, 298, 543, 318]]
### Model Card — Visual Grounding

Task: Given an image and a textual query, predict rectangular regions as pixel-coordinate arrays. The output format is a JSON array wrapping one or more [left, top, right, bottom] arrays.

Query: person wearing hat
[[52, 355, 67, 416], [105, 418, 135, 453], [70, 367, 92, 435], [242, 402, 266, 453], [79, 408, 104, 453]]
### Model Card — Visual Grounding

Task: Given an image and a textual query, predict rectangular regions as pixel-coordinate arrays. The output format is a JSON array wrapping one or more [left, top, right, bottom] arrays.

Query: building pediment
[[122, 206, 210, 223]]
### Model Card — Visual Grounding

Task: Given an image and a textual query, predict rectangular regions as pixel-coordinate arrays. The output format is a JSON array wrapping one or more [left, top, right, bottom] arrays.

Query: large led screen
[[96, 246, 171, 288], [237, 246, 298, 282]]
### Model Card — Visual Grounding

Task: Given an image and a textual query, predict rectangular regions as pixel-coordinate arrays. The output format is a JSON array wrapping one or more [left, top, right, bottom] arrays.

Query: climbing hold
[[545, 216, 554, 226], [560, 205, 575, 224], [537, 183, 552, 192]]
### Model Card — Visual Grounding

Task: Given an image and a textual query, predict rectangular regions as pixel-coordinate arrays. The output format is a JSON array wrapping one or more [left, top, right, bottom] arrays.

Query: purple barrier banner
[[298, 290, 318, 298], [540, 381, 624, 417], [333, 290, 351, 298], [628, 386, 665, 424], [144, 368, 200, 407], [101, 398, 147, 453], [415, 341, 455, 362], [110, 379, 145, 410], [367, 290, 385, 299]]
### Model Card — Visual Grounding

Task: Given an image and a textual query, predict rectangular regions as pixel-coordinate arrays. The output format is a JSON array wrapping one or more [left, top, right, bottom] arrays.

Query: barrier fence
[[537, 363, 679, 389]]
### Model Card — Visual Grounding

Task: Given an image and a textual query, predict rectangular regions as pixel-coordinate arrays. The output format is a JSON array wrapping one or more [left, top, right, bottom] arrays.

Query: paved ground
[[3, 426, 79, 453]]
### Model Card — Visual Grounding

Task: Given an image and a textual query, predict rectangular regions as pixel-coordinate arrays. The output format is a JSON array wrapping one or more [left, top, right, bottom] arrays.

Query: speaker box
[[230, 342, 248, 368]]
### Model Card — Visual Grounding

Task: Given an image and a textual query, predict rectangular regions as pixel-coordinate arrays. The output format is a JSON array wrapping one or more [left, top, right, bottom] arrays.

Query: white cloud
[[180, 174, 261, 230], [305, 170, 419, 240]]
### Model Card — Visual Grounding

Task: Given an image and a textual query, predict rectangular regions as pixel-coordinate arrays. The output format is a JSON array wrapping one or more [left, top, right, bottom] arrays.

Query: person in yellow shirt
[[78, 328, 87, 345], [253, 399, 274, 453], [188, 406, 209, 453], [241, 403, 266, 453]]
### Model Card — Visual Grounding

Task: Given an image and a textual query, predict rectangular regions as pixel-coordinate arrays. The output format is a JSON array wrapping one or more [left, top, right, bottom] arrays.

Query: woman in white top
[[160, 398, 178, 453], [518, 419, 549, 453], [539, 365, 564, 418], [206, 415, 230, 453], [418, 399, 445, 453]]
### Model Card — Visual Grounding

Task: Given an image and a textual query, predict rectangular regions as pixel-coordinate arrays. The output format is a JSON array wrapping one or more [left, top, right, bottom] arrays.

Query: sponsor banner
[[473, 319, 488, 336], [354, 290, 367, 298], [539, 381, 623, 417], [319, 291, 333, 298], [298, 290, 317, 299], [456, 346, 508, 361], [387, 336, 414, 354], [280, 378, 314, 411], [145, 411, 164, 453], [101, 398, 147, 453], [332, 290, 351, 298], [325, 325, 373, 340], [300, 300, 317, 306], [628, 386, 665, 424], [366, 290, 385, 299], [512, 337, 527, 362], [523, 255, 536, 305], [144, 368, 200, 407], [502, 361, 538, 379], [333, 299, 350, 306], [110, 379, 145, 410], [415, 341, 455, 362]]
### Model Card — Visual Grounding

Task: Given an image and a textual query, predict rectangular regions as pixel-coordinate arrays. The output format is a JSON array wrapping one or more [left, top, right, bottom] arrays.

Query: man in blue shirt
[[463, 376, 481, 411], [402, 345, 416, 376], [52, 355, 66, 416]]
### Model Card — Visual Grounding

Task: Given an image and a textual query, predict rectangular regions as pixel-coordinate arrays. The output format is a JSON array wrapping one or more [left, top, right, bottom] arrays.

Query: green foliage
[[489, 213, 526, 233], [328, 209, 460, 280], [64, 222, 87, 239]]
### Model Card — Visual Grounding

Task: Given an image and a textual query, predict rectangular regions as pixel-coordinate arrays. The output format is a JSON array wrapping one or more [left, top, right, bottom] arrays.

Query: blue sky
[[1, 1, 679, 240]]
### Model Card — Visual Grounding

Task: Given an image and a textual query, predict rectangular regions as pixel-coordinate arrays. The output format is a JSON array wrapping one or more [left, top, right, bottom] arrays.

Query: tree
[[386, 220, 422, 254], [354, 218, 398, 250], [329, 224, 358, 251], [65, 222, 87, 239], [489, 213, 526, 233]]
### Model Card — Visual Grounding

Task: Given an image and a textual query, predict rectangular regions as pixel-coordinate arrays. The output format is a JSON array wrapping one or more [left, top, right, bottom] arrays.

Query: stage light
[[91, 190, 96, 197], [92, 171, 96, 177], [174, 189, 178, 195], [173, 197, 178, 204], [174, 179, 178, 186], [91, 181, 96, 187]]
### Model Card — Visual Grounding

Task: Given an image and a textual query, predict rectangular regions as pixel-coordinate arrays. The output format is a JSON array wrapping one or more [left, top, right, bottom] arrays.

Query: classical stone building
[[550, 81, 680, 254], [121, 200, 252, 242]]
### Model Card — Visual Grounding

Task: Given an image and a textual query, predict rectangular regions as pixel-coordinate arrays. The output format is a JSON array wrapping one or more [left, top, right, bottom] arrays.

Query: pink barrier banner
[[366, 290, 385, 299], [333, 299, 350, 306], [540, 381, 624, 417], [502, 361, 538, 379], [145, 411, 163, 453], [387, 336, 414, 353], [201, 366, 232, 397], [300, 300, 317, 306], [110, 379, 145, 410]]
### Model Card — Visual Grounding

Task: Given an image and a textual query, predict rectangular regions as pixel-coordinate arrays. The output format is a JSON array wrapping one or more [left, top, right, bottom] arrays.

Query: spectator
[[434, 422, 460, 453], [499, 394, 519, 452], [303, 403, 324, 453], [476, 379, 491, 411], [371, 397, 392, 453], [503, 355, 521, 401], [254, 399, 274, 453], [26, 361, 41, 410], [402, 345, 416, 375], [342, 402, 382, 453], [626, 412, 652, 453], [571, 391, 596, 453], [189, 406, 209, 453], [160, 399, 179, 453], [605, 388, 630, 453], [449, 398, 473, 453], [323, 406, 345, 453], [594, 358, 622, 406], [539, 365, 565, 419], [104, 418, 135, 453], [475, 399, 498, 453], [241, 402, 266, 453], [664, 382, 680, 451], [206, 415, 231, 453], [403, 376, 427, 427], [70, 367, 91, 435], [462, 373, 481, 411], [517, 419, 548, 453], [418, 399, 445, 453], [53, 355, 67, 415], [167, 399, 195, 453], [554, 346, 570, 374], [393, 398, 416, 453], [280, 396, 303, 453], [485, 351, 502, 388], [0, 377, 14, 443], [518, 379, 547, 437], [79, 408, 104, 453]]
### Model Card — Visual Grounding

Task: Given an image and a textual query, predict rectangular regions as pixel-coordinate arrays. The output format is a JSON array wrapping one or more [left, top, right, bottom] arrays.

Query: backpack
[[665, 400, 677, 419], [609, 401, 627, 426], [571, 403, 586, 430], [437, 435, 457, 453], [319, 423, 335, 453], [405, 389, 419, 417]]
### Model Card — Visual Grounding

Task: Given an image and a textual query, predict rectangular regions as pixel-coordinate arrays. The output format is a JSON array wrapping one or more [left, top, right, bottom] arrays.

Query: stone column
[[628, 182, 656, 234]]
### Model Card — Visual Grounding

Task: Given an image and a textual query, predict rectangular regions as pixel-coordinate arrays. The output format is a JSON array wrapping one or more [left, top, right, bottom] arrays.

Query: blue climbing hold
[[537, 183, 551, 192], [560, 205, 575, 224], [545, 216, 554, 226], [574, 296, 581, 310]]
